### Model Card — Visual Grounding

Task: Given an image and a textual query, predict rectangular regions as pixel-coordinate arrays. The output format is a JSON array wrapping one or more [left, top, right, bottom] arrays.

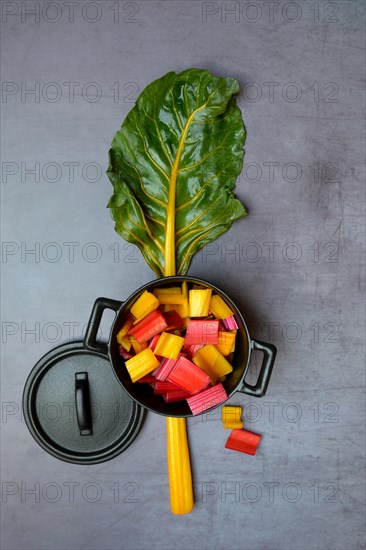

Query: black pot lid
[[22, 342, 145, 464]]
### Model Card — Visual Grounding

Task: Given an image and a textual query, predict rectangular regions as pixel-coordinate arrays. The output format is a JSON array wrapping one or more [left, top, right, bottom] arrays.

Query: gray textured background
[[1, 1, 365, 549]]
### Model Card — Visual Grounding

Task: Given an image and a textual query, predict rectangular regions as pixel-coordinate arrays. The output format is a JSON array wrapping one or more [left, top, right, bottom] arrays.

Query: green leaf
[[107, 68, 247, 277]]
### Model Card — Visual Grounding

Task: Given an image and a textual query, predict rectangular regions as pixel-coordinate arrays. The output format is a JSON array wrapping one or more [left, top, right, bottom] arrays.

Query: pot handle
[[84, 297, 122, 356], [238, 339, 277, 397]]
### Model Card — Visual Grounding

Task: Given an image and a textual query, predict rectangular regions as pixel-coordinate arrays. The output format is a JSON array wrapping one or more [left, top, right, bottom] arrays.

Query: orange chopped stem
[[229, 330, 237, 353], [216, 331, 236, 356]]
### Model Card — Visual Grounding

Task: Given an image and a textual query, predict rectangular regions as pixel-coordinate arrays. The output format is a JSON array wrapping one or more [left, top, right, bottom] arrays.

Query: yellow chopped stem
[[209, 295, 234, 319], [222, 405, 242, 426], [130, 336, 148, 355], [174, 283, 190, 318], [154, 332, 184, 359], [166, 417, 194, 515], [210, 348, 233, 376], [116, 319, 133, 345], [192, 355, 219, 385], [131, 291, 159, 322], [163, 304, 176, 313], [154, 287, 182, 296], [224, 421, 243, 430], [120, 334, 132, 352], [158, 294, 185, 305], [194, 345, 233, 377], [125, 348, 160, 382], [189, 289, 212, 317], [181, 282, 190, 318]]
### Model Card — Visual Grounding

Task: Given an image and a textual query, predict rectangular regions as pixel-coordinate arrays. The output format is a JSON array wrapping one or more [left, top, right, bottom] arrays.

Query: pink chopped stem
[[125, 312, 135, 323], [168, 356, 210, 394], [182, 343, 204, 358], [149, 334, 161, 351], [154, 357, 178, 381], [223, 316, 239, 330], [186, 383, 228, 415], [185, 320, 219, 345], [137, 374, 156, 384], [163, 389, 192, 403], [164, 309, 185, 331], [128, 310, 168, 343], [118, 346, 134, 360], [153, 380, 182, 394]]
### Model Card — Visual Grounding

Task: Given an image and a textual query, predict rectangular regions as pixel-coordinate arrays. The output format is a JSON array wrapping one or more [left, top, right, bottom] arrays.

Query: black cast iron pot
[[84, 276, 277, 417]]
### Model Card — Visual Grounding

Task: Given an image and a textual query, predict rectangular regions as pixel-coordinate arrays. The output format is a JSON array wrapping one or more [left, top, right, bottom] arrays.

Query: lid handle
[[75, 372, 93, 436]]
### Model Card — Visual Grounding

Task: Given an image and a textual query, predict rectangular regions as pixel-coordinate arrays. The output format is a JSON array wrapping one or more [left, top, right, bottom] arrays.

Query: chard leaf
[[107, 68, 247, 277]]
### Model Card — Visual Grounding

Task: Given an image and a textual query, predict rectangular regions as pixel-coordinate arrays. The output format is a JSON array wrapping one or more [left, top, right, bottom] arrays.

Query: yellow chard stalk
[[164, 194, 193, 515], [107, 68, 247, 514]]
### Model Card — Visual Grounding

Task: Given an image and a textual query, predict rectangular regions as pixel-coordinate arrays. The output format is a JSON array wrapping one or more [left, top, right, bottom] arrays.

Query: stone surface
[[1, 1, 365, 549]]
